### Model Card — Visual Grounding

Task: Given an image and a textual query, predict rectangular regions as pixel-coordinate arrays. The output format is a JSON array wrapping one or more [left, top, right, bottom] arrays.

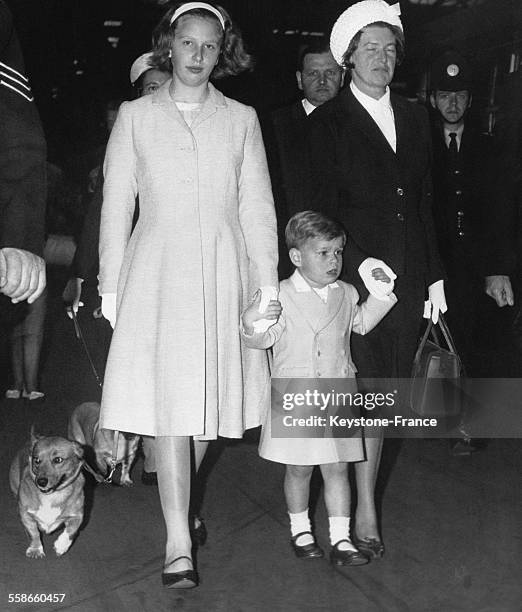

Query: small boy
[[241, 211, 396, 566]]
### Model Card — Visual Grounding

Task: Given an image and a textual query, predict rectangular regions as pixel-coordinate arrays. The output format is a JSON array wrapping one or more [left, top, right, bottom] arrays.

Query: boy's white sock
[[288, 509, 314, 546], [329, 516, 357, 551]]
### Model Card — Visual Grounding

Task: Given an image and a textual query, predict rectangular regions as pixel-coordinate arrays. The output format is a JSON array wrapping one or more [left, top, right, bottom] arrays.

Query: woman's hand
[[101, 293, 117, 328], [242, 290, 282, 336], [63, 277, 84, 318], [423, 279, 448, 324]]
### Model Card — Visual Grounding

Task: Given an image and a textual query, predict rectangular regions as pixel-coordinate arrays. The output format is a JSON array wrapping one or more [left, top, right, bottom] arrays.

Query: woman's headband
[[170, 2, 225, 30]]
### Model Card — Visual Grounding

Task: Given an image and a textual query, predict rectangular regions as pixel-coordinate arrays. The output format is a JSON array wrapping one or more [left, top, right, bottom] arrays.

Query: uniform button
[[458, 231, 465, 237], [454, 170, 461, 175], [455, 190, 462, 196], [397, 187, 404, 196], [397, 213, 404, 221], [457, 211, 464, 217], [317, 350, 321, 357], [317, 372, 321, 377]]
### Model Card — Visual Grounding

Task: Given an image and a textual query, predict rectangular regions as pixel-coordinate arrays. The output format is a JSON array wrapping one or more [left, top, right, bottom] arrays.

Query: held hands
[[485, 275, 514, 307], [423, 279, 448, 324], [0, 247, 46, 304], [63, 277, 84, 318], [101, 293, 117, 328], [242, 288, 281, 336], [358, 257, 396, 301]]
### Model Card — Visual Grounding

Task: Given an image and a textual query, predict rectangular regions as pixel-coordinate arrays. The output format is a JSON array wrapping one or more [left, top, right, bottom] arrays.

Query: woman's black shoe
[[162, 556, 198, 589]]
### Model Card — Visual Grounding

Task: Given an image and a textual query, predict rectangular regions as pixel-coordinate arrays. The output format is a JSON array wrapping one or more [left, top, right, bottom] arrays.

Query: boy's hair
[[285, 211, 346, 250], [151, 2, 254, 80]]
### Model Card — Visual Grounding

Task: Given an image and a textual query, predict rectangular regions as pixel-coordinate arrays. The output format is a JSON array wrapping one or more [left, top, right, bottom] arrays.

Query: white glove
[[423, 279, 447, 324], [253, 286, 278, 333], [101, 293, 117, 329], [358, 258, 397, 301]]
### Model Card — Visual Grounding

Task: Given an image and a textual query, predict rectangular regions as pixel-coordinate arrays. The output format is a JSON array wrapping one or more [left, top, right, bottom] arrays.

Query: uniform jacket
[[98, 81, 278, 438], [0, 0, 46, 256], [242, 274, 396, 378], [308, 87, 444, 289], [430, 120, 496, 278]]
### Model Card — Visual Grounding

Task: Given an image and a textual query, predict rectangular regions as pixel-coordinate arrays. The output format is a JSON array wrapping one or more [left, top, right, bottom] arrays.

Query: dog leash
[[69, 307, 121, 482], [69, 308, 103, 388]]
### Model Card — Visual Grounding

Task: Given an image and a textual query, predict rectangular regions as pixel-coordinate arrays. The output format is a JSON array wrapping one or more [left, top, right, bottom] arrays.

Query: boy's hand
[[242, 290, 282, 335], [371, 267, 394, 295]]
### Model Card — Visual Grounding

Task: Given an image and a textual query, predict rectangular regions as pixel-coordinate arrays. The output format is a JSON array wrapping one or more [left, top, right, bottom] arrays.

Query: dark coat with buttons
[[308, 87, 444, 288], [308, 87, 445, 377], [430, 120, 494, 279]]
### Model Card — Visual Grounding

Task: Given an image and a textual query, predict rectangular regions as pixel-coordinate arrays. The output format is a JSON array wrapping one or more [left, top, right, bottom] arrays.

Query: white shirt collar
[[444, 124, 464, 149], [290, 270, 339, 301], [350, 81, 391, 111], [301, 98, 317, 116]]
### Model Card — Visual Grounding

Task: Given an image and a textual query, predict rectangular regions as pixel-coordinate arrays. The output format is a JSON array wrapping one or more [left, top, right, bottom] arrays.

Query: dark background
[[5, 0, 522, 169]]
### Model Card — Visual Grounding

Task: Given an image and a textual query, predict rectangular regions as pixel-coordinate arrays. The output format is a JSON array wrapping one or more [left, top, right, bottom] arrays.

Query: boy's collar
[[290, 269, 339, 292]]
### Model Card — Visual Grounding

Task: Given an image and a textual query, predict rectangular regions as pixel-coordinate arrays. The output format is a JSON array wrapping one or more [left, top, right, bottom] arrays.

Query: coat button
[[455, 189, 462, 196], [454, 169, 461, 175], [317, 350, 321, 357], [397, 213, 404, 221], [397, 187, 404, 196]]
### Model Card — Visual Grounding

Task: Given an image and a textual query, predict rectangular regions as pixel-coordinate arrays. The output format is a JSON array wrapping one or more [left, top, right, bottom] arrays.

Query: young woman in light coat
[[98, 2, 278, 588]]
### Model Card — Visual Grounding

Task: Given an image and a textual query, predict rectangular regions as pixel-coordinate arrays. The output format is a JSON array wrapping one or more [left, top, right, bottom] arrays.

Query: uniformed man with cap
[[429, 50, 514, 374]]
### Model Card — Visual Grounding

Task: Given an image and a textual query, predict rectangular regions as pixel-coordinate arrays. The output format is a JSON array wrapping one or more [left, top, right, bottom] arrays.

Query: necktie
[[448, 132, 459, 165]]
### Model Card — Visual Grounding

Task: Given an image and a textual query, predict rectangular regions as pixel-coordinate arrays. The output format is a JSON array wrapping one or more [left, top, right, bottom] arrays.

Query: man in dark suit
[[0, 0, 46, 309], [429, 50, 515, 374], [263, 40, 344, 277], [308, 0, 447, 557]]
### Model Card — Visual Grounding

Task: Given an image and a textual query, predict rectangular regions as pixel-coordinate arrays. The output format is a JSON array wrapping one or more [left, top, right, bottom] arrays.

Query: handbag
[[410, 314, 464, 417]]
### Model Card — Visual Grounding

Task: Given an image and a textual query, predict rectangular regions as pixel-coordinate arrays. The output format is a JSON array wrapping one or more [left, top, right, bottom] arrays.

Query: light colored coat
[[98, 81, 278, 438], [243, 274, 397, 464]]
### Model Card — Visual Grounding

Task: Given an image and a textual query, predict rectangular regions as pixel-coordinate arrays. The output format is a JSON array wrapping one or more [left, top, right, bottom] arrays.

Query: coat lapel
[[392, 95, 414, 168], [343, 88, 396, 159], [191, 83, 227, 130], [286, 283, 344, 333]]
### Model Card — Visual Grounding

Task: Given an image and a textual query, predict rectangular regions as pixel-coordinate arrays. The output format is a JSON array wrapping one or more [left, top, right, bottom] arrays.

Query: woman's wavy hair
[[342, 22, 405, 71], [151, 2, 254, 80]]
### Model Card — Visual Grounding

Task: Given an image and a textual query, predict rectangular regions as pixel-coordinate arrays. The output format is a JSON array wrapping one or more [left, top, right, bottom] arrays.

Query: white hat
[[130, 52, 154, 85], [330, 1, 402, 66]]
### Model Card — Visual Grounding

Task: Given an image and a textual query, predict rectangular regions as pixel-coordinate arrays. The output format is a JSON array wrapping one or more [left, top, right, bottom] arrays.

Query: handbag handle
[[412, 313, 465, 375], [432, 313, 459, 355]]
